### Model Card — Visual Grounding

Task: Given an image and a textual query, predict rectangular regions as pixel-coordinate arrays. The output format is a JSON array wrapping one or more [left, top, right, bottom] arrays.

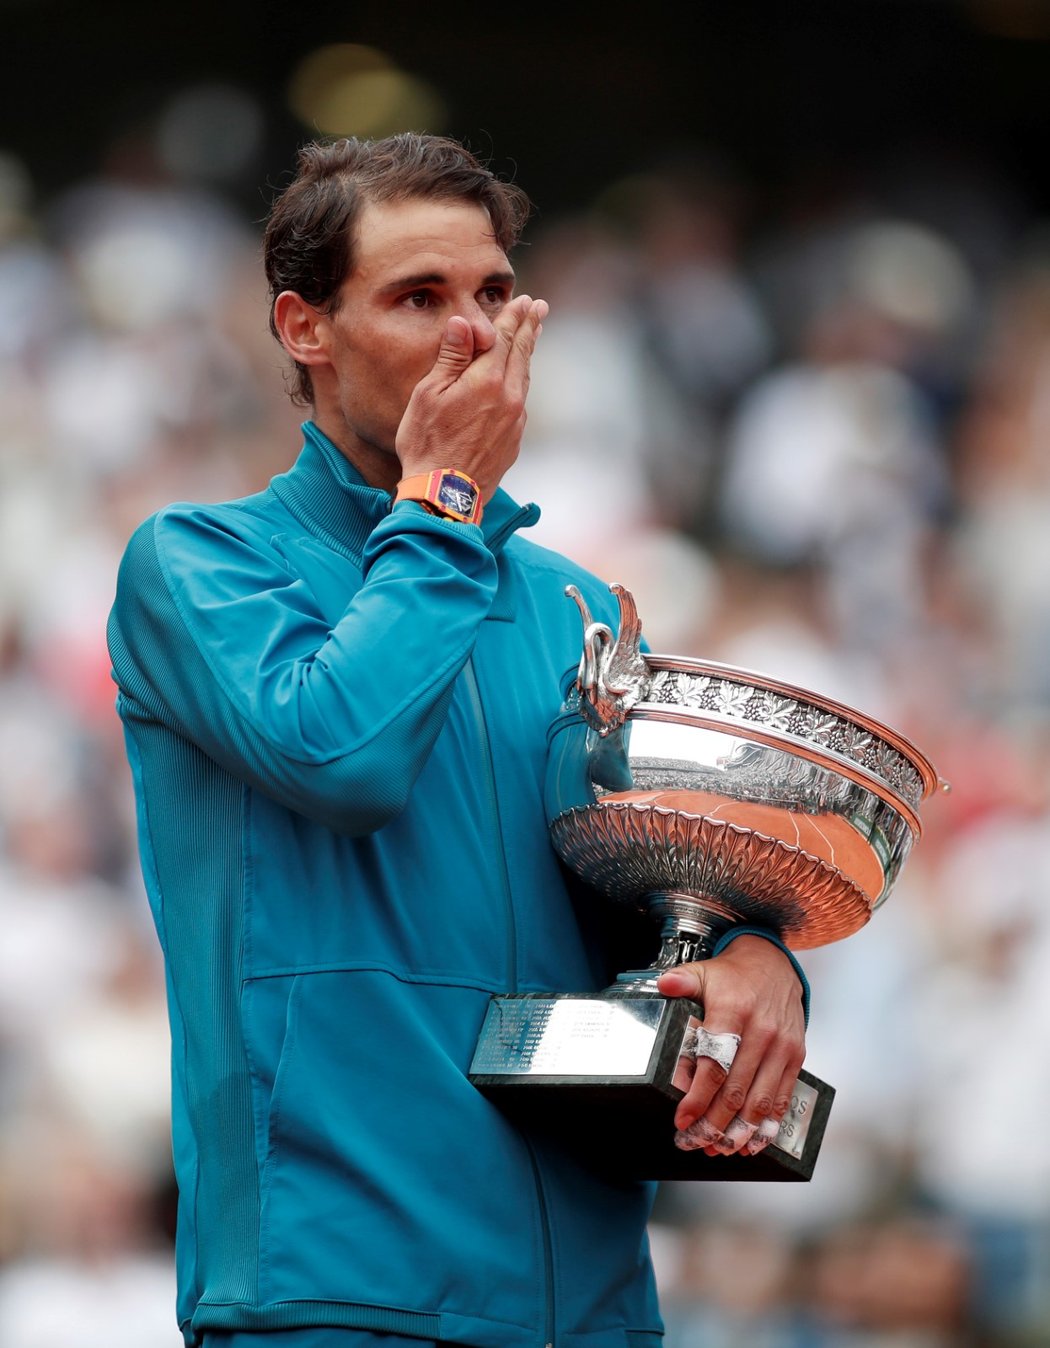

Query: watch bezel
[[434, 470, 480, 522]]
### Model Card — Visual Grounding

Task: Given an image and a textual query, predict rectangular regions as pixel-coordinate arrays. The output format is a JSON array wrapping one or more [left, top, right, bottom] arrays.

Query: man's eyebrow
[[379, 269, 516, 294]]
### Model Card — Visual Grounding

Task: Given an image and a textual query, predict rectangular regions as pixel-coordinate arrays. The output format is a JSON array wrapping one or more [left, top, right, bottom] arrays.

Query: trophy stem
[[609, 891, 738, 995]]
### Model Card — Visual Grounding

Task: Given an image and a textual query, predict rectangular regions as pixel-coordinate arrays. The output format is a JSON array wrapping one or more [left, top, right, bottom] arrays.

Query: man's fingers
[[487, 294, 533, 358], [426, 315, 476, 386], [495, 296, 548, 390], [743, 1061, 803, 1155], [666, 984, 798, 1155], [429, 294, 544, 394], [691, 1051, 802, 1158], [395, 295, 546, 494], [672, 1057, 730, 1133], [708, 1063, 784, 1155], [718, 1067, 798, 1158], [661, 939, 807, 1159], [656, 966, 702, 1001], [672, 1025, 743, 1132], [674, 1061, 776, 1156], [744, 1115, 783, 1156], [675, 1046, 753, 1137], [674, 1114, 726, 1152]]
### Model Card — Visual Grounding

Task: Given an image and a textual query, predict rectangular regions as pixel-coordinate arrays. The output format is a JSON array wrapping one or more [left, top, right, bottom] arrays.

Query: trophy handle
[[566, 583, 649, 736]]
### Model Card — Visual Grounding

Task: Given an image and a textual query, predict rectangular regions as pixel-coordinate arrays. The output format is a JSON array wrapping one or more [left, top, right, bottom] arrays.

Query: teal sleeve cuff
[[711, 925, 811, 1028]]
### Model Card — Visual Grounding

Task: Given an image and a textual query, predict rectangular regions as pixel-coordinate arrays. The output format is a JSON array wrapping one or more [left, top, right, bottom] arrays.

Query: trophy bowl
[[545, 586, 942, 968], [470, 583, 944, 1181]]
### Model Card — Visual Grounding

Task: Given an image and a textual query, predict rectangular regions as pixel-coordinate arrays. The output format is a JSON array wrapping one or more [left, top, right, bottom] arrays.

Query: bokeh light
[[287, 44, 447, 139], [156, 83, 264, 184]]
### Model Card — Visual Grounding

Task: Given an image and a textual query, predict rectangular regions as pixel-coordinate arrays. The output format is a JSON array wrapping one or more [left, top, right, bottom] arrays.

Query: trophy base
[[469, 992, 834, 1182]]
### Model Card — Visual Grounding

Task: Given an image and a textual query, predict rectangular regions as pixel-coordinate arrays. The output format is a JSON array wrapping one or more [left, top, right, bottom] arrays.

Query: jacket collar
[[270, 422, 540, 560]]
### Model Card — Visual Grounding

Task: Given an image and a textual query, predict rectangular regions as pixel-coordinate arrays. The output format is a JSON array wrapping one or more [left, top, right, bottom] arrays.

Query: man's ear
[[272, 291, 330, 369]]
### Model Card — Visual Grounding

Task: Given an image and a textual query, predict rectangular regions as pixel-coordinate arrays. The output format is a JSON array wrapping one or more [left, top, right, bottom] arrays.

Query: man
[[108, 134, 808, 1348]]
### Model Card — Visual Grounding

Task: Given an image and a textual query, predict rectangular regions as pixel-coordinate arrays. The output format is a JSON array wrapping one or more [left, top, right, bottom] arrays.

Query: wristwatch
[[394, 468, 483, 526]]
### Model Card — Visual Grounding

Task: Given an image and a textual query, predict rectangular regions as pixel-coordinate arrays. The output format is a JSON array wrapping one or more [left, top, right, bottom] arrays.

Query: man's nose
[[459, 300, 498, 354]]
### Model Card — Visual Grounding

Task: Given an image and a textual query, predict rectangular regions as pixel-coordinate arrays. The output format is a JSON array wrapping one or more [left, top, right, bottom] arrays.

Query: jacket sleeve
[[107, 500, 499, 836]]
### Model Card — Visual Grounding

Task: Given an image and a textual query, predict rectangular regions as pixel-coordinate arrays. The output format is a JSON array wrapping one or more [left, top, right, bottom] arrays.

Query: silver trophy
[[470, 584, 945, 1180]]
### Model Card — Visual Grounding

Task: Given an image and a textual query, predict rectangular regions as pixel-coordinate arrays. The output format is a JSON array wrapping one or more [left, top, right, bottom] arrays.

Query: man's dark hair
[[264, 133, 533, 405]]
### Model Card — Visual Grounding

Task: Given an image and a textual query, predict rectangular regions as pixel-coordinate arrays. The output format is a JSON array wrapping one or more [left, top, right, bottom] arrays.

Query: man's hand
[[657, 936, 807, 1156], [395, 294, 548, 501]]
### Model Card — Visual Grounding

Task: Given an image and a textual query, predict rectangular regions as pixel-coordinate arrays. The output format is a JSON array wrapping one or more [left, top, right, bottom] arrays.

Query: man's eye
[[404, 291, 433, 309], [480, 287, 508, 309]]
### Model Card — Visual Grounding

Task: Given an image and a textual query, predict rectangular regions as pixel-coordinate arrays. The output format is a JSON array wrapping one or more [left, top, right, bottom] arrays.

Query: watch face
[[437, 475, 478, 518]]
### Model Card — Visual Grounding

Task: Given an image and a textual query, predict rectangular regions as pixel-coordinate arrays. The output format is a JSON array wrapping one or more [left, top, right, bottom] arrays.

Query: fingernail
[[677, 1116, 724, 1151], [745, 1117, 781, 1156], [535, 299, 549, 320], [446, 323, 467, 347], [714, 1116, 758, 1155]]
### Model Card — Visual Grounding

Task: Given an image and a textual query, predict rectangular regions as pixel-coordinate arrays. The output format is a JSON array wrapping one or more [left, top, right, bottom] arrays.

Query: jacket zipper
[[463, 654, 554, 1344], [525, 1137, 557, 1348], [463, 655, 518, 992]]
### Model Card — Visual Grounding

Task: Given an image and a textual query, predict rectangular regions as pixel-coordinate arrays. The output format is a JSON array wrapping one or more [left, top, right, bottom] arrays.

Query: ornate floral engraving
[[647, 670, 680, 705], [637, 668, 925, 811], [681, 675, 716, 710], [716, 681, 753, 718]]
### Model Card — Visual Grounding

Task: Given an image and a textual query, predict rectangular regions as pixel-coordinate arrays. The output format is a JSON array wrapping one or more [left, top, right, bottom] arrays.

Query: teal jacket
[[108, 423, 663, 1348]]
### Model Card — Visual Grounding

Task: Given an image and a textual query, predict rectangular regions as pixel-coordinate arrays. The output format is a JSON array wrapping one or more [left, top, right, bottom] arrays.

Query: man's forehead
[[353, 196, 511, 276]]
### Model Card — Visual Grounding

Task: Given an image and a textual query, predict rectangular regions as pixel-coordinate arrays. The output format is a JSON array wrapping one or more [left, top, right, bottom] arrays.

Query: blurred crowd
[[1, 96, 1050, 1347]]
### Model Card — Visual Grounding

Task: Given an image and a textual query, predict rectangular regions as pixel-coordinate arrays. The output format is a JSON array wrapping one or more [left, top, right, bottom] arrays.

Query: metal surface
[[547, 584, 944, 952], [469, 993, 835, 1178], [470, 585, 942, 1181], [470, 996, 667, 1079]]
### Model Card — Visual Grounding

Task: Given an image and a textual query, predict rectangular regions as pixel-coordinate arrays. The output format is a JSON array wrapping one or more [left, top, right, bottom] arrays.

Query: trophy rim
[[630, 706, 924, 839], [642, 652, 942, 804]]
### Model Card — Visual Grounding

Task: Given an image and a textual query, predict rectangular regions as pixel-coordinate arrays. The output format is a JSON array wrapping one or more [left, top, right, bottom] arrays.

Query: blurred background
[[2, 0, 1050, 1343]]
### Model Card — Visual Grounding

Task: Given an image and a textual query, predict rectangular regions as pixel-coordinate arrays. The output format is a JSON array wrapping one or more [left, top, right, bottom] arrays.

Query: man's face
[[313, 196, 515, 469]]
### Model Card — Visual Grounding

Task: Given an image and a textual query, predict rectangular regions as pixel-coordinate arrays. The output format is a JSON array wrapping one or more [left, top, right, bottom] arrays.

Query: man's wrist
[[711, 926, 811, 1027]]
